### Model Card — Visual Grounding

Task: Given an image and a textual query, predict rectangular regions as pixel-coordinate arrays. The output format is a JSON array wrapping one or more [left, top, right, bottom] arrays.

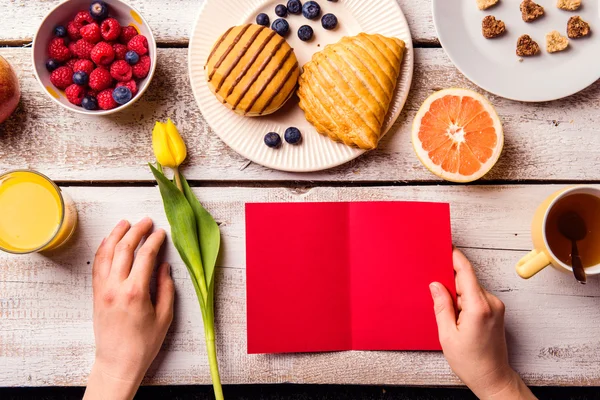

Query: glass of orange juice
[[0, 170, 77, 254]]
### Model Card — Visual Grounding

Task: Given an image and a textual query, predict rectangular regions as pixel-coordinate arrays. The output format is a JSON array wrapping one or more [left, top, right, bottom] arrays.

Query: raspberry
[[50, 66, 73, 90], [132, 55, 151, 79], [68, 21, 82, 40], [87, 89, 98, 97], [73, 59, 95, 75], [110, 60, 132, 82], [48, 37, 71, 62], [80, 22, 102, 43], [74, 11, 94, 26], [127, 35, 148, 56], [65, 84, 86, 105], [112, 43, 128, 60], [68, 41, 77, 56], [116, 79, 138, 96], [97, 88, 118, 110], [72, 39, 94, 60], [101, 18, 122, 41], [89, 67, 113, 91], [90, 42, 114, 66], [65, 59, 78, 70], [119, 26, 138, 44]]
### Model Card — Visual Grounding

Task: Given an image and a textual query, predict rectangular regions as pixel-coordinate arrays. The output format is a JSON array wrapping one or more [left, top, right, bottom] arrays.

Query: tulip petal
[[166, 118, 187, 166], [152, 121, 177, 168]]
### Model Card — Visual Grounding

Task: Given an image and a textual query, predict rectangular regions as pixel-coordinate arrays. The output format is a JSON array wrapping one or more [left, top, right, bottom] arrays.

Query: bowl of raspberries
[[32, 0, 157, 114]]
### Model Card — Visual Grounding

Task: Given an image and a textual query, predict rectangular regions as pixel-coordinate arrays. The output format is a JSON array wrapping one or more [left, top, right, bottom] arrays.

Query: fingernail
[[118, 219, 128, 227], [142, 216, 152, 223], [100, 237, 106, 246], [429, 283, 440, 298]]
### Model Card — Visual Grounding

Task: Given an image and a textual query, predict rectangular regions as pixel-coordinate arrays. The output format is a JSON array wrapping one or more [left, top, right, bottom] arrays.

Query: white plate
[[189, 0, 413, 172], [432, 0, 600, 102]]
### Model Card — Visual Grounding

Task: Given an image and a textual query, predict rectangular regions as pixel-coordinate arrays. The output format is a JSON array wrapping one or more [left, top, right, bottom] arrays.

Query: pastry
[[477, 0, 499, 10], [205, 24, 300, 116], [297, 33, 405, 150], [557, 0, 581, 11], [546, 31, 569, 53], [567, 16, 590, 38], [516, 34, 540, 56], [482, 16, 506, 38], [520, 0, 544, 22]]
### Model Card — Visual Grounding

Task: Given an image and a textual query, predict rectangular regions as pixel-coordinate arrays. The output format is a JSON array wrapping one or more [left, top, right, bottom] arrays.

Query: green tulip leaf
[[180, 173, 221, 304], [149, 164, 208, 304]]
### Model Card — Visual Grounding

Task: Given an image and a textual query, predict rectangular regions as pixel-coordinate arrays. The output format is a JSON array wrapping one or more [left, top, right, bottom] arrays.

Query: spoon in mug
[[558, 211, 587, 284]]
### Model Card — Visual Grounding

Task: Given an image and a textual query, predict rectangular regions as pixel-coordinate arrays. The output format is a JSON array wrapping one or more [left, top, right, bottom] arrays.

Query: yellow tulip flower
[[152, 119, 187, 169]]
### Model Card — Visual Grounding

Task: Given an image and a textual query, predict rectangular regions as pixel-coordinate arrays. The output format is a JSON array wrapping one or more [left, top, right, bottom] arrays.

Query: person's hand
[[429, 248, 536, 400], [84, 218, 175, 400]]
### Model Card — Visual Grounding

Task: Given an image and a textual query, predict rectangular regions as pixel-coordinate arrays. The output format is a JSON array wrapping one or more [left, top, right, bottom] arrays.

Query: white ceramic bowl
[[32, 0, 157, 115]]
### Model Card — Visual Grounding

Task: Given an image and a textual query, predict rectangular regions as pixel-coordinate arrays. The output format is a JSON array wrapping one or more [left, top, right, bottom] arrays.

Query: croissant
[[298, 33, 405, 150], [206, 24, 300, 117]]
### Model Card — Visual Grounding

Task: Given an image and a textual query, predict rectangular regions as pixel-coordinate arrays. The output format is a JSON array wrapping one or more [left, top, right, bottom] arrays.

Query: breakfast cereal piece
[[567, 16, 591, 38], [546, 30, 569, 52], [482, 16, 506, 38], [557, 0, 581, 11], [516, 34, 540, 56], [477, 0, 499, 10], [520, 0, 544, 22]]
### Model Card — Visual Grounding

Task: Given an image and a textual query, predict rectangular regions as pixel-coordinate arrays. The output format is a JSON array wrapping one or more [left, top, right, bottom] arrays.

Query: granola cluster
[[482, 15, 506, 38], [475, 0, 592, 57]]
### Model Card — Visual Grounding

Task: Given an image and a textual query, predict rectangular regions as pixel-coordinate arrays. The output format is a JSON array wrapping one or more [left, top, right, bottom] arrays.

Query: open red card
[[245, 202, 455, 354]]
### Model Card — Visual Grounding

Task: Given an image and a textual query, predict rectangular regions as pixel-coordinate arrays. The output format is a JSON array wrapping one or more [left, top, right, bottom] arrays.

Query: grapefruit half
[[412, 88, 503, 183]]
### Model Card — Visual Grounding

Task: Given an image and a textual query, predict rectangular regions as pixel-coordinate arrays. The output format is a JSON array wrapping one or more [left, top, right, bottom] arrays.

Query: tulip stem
[[173, 167, 183, 192]]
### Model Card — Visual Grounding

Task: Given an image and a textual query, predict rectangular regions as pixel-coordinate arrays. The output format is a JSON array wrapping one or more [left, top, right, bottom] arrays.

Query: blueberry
[[89, 1, 109, 20], [125, 51, 139, 65], [112, 86, 132, 105], [287, 0, 302, 14], [256, 13, 270, 27], [82, 95, 98, 110], [284, 127, 302, 144], [45, 59, 60, 72], [321, 13, 338, 30], [271, 18, 290, 36], [53, 25, 67, 37], [275, 4, 288, 17], [302, 1, 321, 20], [72, 71, 89, 85], [264, 132, 282, 148], [297, 25, 314, 41]]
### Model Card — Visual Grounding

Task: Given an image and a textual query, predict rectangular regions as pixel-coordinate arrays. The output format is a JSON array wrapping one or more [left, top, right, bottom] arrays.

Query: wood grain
[[1, 47, 599, 183], [0, 0, 437, 46], [2, 185, 599, 387]]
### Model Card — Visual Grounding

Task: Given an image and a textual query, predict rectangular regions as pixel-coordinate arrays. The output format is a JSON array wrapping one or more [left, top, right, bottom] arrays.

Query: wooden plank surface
[[1, 47, 599, 183], [2, 185, 600, 387], [0, 0, 437, 46]]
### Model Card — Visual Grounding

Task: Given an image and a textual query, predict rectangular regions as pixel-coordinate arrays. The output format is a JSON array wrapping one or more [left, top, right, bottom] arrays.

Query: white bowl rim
[[31, 0, 158, 116]]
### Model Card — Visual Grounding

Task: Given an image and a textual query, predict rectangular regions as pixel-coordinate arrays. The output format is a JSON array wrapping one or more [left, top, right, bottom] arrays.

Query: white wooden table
[[1, 0, 600, 388]]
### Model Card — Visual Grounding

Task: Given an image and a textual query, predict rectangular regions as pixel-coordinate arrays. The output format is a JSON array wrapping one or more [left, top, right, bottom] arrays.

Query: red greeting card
[[245, 202, 455, 354]]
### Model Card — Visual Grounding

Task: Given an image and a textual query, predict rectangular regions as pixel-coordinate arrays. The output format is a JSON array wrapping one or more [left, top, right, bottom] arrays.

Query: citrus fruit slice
[[412, 88, 503, 183]]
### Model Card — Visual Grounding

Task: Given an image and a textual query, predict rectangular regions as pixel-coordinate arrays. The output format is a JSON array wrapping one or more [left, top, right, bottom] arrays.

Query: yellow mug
[[516, 185, 600, 279]]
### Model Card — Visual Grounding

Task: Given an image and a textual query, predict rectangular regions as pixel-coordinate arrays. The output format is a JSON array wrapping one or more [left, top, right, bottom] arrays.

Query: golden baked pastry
[[298, 33, 405, 150], [206, 24, 300, 116]]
